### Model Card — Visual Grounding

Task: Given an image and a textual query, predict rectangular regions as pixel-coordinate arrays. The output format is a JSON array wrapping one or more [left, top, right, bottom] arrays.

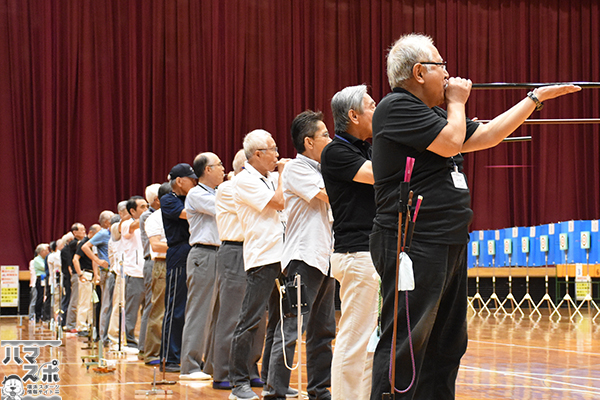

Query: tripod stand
[[517, 238, 536, 318], [574, 244, 600, 320], [553, 236, 579, 320]]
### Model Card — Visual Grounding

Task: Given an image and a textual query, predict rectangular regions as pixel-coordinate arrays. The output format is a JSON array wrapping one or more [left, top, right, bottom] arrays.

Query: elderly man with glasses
[[370, 33, 580, 400], [229, 130, 291, 400]]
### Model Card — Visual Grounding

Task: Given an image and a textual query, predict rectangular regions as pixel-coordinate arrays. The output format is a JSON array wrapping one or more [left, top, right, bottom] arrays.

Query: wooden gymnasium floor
[[1, 308, 600, 399]]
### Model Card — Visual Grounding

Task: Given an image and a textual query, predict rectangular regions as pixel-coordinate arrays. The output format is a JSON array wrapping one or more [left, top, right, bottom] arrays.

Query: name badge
[[451, 171, 468, 189]]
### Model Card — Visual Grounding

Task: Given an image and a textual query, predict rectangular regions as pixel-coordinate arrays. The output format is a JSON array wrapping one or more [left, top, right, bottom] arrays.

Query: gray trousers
[[28, 286, 37, 319], [144, 259, 166, 363], [99, 272, 115, 343], [212, 242, 264, 382], [65, 274, 79, 330], [264, 260, 336, 400], [125, 275, 145, 347], [137, 258, 154, 352], [180, 245, 219, 374]]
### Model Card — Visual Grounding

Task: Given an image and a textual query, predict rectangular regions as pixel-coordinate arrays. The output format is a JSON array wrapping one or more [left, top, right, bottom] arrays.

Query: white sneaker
[[179, 371, 211, 380], [122, 346, 139, 354]]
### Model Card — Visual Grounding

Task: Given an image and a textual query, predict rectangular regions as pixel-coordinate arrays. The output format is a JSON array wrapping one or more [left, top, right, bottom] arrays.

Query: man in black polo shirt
[[321, 84, 380, 400], [370, 33, 580, 399]]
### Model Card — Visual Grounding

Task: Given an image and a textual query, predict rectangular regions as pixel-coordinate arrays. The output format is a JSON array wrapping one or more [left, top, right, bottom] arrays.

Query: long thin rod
[[480, 118, 600, 125], [472, 82, 600, 89]]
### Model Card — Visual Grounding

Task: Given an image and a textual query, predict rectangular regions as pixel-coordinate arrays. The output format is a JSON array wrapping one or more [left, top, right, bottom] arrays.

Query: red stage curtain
[[1, 0, 598, 269]]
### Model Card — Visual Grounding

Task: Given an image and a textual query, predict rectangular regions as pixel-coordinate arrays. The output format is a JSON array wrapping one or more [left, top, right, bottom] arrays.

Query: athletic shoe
[[179, 371, 211, 380], [261, 387, 299, 398], [229, 383, 258, 400], [249, 378, 264, 387], [213, 381, 233, 390], [160, 363, 180, 373]]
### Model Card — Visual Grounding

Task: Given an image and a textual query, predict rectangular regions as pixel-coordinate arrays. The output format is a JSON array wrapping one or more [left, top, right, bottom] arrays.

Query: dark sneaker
[[213, 380, 233, 390]]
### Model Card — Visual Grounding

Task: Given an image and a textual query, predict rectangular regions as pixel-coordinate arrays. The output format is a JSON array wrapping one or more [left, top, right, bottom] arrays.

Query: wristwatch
[[527, 91, 544, 111]]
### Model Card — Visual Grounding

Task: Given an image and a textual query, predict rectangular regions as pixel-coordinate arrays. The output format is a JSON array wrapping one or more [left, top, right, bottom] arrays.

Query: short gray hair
[[232, 149, 246, 174], [243, 129, 272, 160], [99, 210, 114, 225], [117, 201, 127, 213], [331, 84, 367, 134], [35, 243, 48, 256], [145, 184, 160, 205], [387, 33, 435, 89]]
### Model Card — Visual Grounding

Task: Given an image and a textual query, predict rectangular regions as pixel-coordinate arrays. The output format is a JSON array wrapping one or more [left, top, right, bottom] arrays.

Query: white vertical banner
[[1, 265, 20, 307]]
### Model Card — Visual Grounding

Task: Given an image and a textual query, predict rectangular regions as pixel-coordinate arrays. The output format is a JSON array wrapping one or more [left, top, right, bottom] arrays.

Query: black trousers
[[60, 269, 71, 326], [264, 260, 336, 400], [35, 277, 44, 322], [369, 227, 468, 400]]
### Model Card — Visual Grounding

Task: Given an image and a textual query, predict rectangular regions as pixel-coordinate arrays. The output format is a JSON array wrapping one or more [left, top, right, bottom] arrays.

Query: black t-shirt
[[61, 239, 78, 274], [321, 131, 376, 253], [75, 237, 93, 271], [372, 87, 480, 244]]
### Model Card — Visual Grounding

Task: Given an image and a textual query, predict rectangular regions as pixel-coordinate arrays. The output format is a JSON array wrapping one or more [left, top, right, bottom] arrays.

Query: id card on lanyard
[[450, 157, 468, 189]]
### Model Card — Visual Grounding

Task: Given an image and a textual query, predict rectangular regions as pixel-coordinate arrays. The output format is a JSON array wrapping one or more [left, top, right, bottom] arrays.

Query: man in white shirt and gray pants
[[179, 152, 225, 380]]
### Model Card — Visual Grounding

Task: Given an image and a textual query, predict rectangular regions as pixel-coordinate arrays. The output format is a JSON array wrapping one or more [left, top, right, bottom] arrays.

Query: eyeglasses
[[259, 147, 278, 153], [312, 132, 330, 139], [419, 61, 447, 70], [208, 162, 223, 168]]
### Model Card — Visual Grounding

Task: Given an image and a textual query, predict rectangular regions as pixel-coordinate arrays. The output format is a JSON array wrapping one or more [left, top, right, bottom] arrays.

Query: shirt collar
[[335, 131, 363, 145], [334, 131, 372, 159], [244, 161, 271, 180], [197, 182, 216, 194], [296, 153, 320, 171]]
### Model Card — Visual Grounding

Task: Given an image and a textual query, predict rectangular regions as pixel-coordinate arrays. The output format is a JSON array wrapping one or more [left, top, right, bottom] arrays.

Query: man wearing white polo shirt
[[120, 195, 149, 348], [179, 152, 225, 380], [229, 130, 289, 400], [212, 150, 266, 390], [264, 110, 336, 400], [143, 182, 171, 365]]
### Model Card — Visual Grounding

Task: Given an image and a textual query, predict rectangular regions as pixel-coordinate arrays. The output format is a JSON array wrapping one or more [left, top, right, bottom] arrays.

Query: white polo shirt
[[109, 222, 124, 274], [47, 251, 62, 274], [120, 218, 144, 278], [281, 154, 333, 275], [145, 209, 167, 260], [234, 162, 284, 271], [216, 178, 244, 242], [185, 183, 220, 246]]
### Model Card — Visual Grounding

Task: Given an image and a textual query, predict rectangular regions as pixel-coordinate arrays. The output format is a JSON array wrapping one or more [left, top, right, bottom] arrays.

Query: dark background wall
[[1, 0, 599, 270]]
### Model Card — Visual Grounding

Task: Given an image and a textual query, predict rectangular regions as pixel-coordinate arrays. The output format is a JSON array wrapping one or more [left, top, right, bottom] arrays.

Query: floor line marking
[[468, 339, 600, 356], [456, 382, 600, 396], [460, 365, 600, 391]]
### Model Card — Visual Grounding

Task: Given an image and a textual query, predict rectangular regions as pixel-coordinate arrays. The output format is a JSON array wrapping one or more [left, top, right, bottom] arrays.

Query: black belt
[[222, 241, 243, 246], [192, 243, 219, 251]]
